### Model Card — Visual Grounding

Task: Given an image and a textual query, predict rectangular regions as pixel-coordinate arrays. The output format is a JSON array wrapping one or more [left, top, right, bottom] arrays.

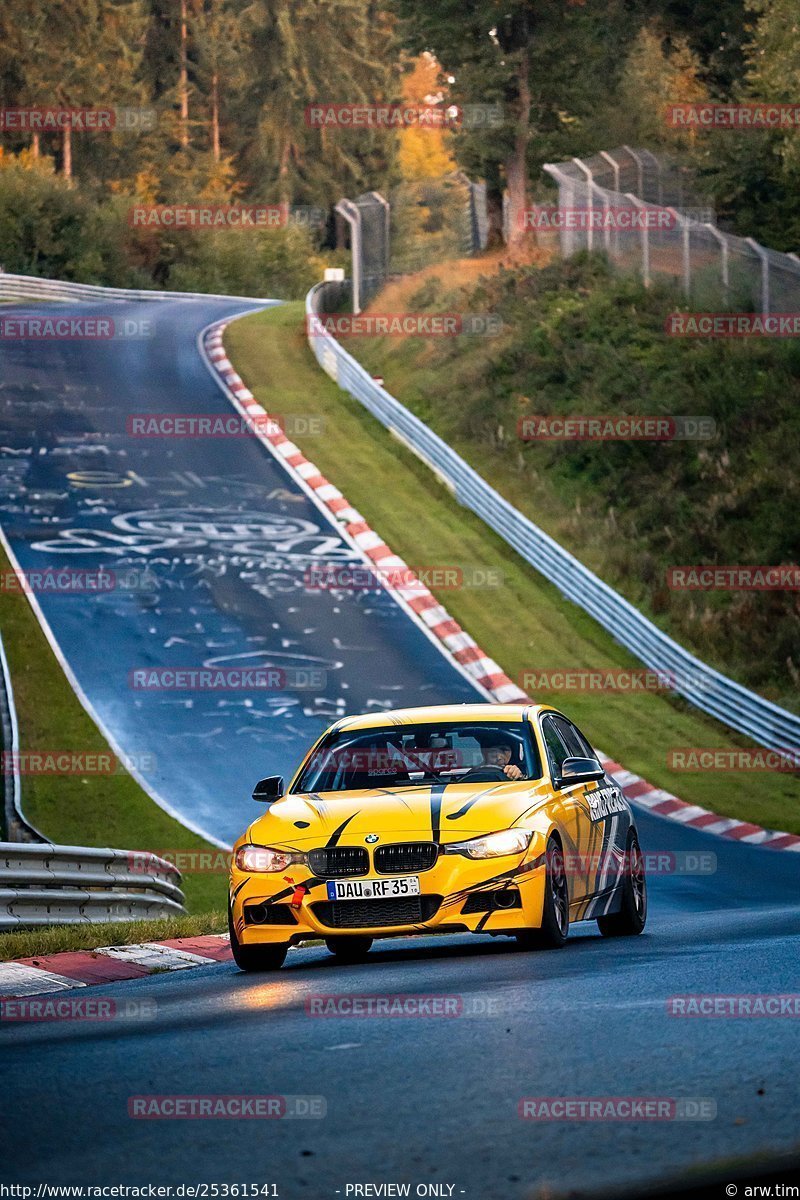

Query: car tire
[[228, 904, 288, 971], [516, 834, 569, 950], [325, 936, 373, 963], [597, 829, 647, 937]]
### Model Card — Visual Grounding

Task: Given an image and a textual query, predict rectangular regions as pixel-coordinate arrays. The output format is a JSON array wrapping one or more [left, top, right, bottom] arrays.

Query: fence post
[[334, 199, 362, 313], [600, 151, 622, 258], [681, 215, 691, 298], [626, 194, 650, 287], [622, 145, 645, 198], [746, 238, 770, 316], [707, 225, 730, 299], [572, 158, 595, 252]]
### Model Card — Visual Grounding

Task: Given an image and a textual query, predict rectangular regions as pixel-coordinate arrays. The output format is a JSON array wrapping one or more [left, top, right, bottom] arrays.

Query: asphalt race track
[[1, 810, 799, 1194], [0, 299, 798, 1195], [0, 299, 478, 844]]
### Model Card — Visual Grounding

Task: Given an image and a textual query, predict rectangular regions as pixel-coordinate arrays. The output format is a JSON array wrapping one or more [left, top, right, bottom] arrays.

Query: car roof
[[334, 703, 556, 732]]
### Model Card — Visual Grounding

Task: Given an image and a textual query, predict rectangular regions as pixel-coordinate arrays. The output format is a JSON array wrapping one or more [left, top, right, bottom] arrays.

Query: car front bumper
[[230, 846, 548, 944]]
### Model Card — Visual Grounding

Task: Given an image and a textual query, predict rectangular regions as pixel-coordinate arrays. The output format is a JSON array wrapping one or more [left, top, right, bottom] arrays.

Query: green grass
[[225, 301, 800, 834], [345, 255, 800, 714], [0, 537, 228, 914], [0, 911, 227, 962]]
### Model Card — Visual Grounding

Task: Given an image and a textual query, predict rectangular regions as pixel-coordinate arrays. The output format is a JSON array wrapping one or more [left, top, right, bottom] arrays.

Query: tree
[[397, 53, 456, 180], [613, 25, 708, 151], [235, 0, 398, 207], [392, 0, 628, 246]]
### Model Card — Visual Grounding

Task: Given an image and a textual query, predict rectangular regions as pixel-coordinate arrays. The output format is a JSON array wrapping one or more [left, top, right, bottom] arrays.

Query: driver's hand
[[503, 764, 523, 780]]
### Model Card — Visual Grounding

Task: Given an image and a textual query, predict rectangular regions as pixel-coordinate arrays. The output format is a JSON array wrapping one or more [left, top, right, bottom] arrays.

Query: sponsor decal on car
[[586, 785, 626, 822]]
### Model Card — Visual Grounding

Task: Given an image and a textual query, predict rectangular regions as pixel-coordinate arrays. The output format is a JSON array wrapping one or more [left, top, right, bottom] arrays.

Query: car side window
[[541, 716, 570, 778], [553, 716, 591, 759]]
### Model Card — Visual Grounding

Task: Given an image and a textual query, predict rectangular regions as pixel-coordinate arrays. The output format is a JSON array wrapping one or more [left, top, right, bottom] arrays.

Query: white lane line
[[0, 963, 87, 996]]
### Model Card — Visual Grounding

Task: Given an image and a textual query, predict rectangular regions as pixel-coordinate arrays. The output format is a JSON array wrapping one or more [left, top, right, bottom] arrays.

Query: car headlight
[[445, 829, 534, 859], [234, 844, 305, 873]]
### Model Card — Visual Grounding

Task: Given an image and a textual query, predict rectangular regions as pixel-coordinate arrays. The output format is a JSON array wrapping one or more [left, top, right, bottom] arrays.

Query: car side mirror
[[556, 756, 605, 788], [252, 775, 284, 802]]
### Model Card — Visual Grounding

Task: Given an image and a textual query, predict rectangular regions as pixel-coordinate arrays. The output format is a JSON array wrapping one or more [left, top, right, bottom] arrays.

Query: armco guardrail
[[0, 843, 185, 928], [306, 281, 800, 756], [0, 630, 44, 844], [0, 271, 272, 305]]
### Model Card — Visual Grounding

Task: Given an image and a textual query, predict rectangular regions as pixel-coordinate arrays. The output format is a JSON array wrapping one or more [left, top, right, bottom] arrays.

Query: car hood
[[245, 780, 552, 847]]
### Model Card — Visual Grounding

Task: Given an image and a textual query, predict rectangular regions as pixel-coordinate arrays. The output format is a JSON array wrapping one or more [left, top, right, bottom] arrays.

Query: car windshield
[[292, 721, 542, 792]]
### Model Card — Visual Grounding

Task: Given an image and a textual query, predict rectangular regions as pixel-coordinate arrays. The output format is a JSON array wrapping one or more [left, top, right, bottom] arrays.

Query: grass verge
[[225, 301, 800, 835], [0, 536, 228, 914], [0, 911, 227, 962]]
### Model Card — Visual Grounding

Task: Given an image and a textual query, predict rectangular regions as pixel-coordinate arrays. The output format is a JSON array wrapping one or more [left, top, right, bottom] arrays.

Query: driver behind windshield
[[461, 731, 525, 781]]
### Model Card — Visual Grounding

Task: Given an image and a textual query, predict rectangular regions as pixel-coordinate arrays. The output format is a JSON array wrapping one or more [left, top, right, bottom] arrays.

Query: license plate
[[326, 876, 421, 901]]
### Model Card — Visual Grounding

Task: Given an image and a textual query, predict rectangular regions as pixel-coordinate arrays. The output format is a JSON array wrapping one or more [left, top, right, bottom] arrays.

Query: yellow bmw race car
[[228, 703, 647, 970]]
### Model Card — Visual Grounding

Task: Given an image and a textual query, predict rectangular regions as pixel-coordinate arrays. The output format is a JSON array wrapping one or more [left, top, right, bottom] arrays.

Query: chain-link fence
[[543, 146, 800, 315], [334, 193, 390, 313], [335, 175, 488, 312]]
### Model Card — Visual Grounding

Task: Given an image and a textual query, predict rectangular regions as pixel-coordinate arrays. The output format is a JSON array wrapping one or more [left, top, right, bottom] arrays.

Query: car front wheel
[[228, 904, 288, 971], [597, 829, 647, 937], [516, 834, 569, 950]]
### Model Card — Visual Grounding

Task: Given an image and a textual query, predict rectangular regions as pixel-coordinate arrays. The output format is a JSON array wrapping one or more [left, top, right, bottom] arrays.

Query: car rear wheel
[[228, 904, 288, 971], [516, 834, 569, 950], [325, 936, 373, 963], [597, 829, 647, 937]]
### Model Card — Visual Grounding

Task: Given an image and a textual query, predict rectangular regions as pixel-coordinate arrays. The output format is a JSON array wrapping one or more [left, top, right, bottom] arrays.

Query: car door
[[551, 715, 626, 904], [538, 714, 591, 906]]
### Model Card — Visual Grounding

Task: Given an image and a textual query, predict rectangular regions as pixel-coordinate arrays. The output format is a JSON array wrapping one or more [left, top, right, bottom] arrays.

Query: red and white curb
[[0, 934, 232, 1000], [203, 321, 524, 705], [202, 320, 800, 859]]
